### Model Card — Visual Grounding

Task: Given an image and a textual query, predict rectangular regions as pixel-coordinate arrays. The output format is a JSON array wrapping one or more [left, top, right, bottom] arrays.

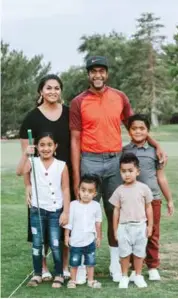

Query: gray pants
[[81, 152, 122, 246]]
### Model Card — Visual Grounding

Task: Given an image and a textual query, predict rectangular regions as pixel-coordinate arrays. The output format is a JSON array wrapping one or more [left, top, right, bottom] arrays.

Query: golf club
[[27, 129, 45, 257]]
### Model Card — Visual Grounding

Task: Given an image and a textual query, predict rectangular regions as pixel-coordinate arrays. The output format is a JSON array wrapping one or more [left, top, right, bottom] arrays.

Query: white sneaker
[[119, 276, 129, 288], [112, 272, 122, 282], [129, 270, 136, 282], [134, 275, 147, 288], [148, 269, 161, 281], [109, 263, 122, 282], [76, 266, 87, 285]]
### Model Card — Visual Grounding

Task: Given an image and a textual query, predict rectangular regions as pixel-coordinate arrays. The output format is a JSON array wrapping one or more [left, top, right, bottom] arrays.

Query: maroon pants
[[145, 200, 161, 269]]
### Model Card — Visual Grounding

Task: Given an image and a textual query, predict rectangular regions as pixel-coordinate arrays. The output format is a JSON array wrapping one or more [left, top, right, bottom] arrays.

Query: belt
[[82, 152, 121, 158]]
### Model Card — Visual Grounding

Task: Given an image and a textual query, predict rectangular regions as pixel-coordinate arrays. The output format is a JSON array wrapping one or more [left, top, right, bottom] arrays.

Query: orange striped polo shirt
[[70, 86, 133, 153]]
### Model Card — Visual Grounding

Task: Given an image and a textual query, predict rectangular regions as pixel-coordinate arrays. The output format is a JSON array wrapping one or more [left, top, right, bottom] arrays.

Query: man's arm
[[71, 130, 81, 198], [147, 135, 167, 165], [157, 169, 174, 216]]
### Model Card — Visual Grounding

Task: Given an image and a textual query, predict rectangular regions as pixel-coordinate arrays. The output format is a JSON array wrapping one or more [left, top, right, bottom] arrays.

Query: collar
[[88, 85, 108, 95], [130, 141, 149, 149]]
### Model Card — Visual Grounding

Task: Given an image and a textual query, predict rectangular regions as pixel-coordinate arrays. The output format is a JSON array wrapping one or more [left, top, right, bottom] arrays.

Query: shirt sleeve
[[95, 203, 102, 222], [63, 201, 75, 230], [69, 97, 82, 131], [120, 92, 134, 125], [144, 185, 153, 204], [19, 111, 35, 139], [109, 187, 121, 207]]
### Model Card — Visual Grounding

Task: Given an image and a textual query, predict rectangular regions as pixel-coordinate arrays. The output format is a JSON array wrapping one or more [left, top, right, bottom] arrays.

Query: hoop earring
[[54, 151, 57, 156], [37, 95, 43, 105]]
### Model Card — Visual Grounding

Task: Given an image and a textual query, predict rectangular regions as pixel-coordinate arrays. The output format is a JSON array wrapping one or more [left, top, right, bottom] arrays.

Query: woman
[[20, 74, 74, 280]]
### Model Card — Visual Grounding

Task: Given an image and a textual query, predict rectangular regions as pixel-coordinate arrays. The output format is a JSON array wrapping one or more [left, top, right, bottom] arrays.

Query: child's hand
[[26, 185, 32, 207], [64, 235, 70, 247], [114, 231, 118, 241], [167, 201, 174, 216], [96, 238, 101, 248], [25, 145, 35, 156], [147, 225, 153, 237], [59, 212, 69, 226]]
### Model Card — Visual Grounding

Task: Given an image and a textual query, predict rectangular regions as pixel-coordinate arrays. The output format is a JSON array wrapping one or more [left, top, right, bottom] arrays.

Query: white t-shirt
[[65, 200, 102, 247], [30, 157, 65, 212]]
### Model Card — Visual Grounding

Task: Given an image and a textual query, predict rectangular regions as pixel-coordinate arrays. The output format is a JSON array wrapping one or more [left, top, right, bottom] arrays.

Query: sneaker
[[129, 270, 136, 282], [109, 263, 122, 282], [76, 266, 86, 285], [119, 276, 129, 288], [148, 269, 161, 281], [134, 275, 147, 288]]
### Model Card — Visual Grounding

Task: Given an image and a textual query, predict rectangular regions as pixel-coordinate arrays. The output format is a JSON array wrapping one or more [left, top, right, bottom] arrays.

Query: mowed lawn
[[1, 126, 178, 298]]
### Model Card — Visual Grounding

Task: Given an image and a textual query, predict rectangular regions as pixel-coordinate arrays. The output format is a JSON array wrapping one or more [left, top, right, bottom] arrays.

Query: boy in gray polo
[[123, 114, 174, 281]]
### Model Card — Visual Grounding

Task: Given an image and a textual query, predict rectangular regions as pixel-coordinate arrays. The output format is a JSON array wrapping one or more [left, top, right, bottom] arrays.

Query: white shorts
[[118, 222, 147, 258]]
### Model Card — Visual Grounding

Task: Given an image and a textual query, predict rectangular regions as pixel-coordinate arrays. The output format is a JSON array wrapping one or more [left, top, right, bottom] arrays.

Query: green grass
[[1, 134, 178, 298]]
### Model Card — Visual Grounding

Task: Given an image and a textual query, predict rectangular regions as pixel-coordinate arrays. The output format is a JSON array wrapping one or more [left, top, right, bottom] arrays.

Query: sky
[[2, 0, 178, 74]]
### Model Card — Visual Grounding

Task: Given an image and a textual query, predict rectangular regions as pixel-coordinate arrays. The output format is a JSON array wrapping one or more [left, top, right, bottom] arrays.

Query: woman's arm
[[16, 145, 34, 175]]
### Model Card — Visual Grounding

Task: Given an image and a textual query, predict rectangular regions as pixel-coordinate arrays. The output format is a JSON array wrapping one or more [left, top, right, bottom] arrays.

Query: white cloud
[[2, 0, 84, 21]]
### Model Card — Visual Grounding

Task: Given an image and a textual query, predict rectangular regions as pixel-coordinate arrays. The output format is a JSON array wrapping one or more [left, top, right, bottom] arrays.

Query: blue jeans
[[30, 207, 63, 276], [69, 241, 96, 267], [81, 152, 122, 246]]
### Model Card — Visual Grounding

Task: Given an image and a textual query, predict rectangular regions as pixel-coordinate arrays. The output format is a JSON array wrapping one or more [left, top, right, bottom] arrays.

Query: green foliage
[[60, 66, 88, 105], [1, 13, 178, 127], [1, 41, 51, 135], [60, 13, 177, 125]]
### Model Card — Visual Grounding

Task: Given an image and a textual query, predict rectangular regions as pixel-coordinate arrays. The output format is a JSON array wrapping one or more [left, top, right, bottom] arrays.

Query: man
[[70, 56, 165, 282]]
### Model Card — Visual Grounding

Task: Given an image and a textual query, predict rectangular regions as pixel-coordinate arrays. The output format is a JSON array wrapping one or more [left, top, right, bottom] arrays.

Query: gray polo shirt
[[123, 142, 163, 199]]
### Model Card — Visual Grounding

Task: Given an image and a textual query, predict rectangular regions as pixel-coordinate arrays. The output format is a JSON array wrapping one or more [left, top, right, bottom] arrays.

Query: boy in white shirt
[[65, 174, 102, 289], [109, 153, 153, 289]]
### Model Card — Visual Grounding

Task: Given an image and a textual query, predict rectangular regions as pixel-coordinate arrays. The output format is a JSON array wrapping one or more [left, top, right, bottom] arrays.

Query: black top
[[20, 105, 71, 166]]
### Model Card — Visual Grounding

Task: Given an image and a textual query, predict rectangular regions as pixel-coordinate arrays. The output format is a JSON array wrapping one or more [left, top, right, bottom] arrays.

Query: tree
[[163, 26, 178, 99], [60, 66, 88, 105], [1, 41, 51, 135], [132, 13, 167, 126]]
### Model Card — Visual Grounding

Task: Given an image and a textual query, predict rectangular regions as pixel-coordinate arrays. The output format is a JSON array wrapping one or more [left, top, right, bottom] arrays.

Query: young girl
[[16, 132, 70, 288]]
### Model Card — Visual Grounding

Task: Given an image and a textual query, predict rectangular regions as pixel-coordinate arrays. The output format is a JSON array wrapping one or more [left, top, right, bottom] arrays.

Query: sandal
[[42, 271, 53, 282], [52, 277, 64, 288], [88, 280, 101, 288], [67, 280, 76, 289], [27, 276, 42, 287]]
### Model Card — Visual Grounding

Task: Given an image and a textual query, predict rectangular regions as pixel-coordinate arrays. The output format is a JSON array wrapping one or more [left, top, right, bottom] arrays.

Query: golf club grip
[[27, 129, 33, 145]]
